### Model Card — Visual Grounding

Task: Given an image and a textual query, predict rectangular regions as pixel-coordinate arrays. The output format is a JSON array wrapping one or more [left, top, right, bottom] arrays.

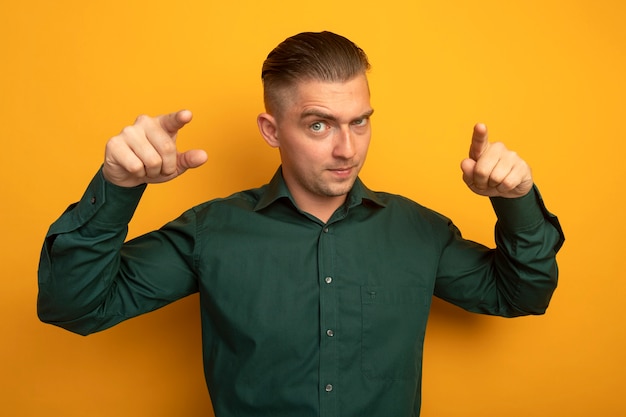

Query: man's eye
[[353, 118, 368, 127], [310, 121, 327, 132]]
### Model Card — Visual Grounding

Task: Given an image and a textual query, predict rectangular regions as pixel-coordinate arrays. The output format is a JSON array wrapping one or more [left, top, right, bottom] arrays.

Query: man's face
[[268, 74, 373, 213]]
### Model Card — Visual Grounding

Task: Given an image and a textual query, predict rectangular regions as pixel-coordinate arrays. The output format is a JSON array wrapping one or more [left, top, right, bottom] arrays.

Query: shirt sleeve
[[37, 168, 199, 335], [433, 185, 565, 317]]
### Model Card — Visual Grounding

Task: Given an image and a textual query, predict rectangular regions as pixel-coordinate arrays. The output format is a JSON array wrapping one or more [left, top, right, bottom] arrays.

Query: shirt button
[[325, 276, 333, 284], [326, 329, 334, 337], [325, 384, 333, 392], [323, 227, 329, 233], [90, 196, 97, 204]]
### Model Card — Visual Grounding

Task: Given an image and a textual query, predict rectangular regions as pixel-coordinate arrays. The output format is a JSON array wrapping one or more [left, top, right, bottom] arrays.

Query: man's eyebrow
[[300, 108, 375, 121], [360, 109, 375, 119], [300, 109, 337, 121]]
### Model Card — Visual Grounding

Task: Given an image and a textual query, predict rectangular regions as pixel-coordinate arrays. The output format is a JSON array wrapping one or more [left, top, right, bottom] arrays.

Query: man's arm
[[433, 124, 564, 316], [37, 111, 207, 335]]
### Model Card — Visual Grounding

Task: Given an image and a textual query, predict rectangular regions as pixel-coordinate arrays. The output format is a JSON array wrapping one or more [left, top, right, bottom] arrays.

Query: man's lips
[[327, 166, 356, 178], [328, 166, 354, 173]]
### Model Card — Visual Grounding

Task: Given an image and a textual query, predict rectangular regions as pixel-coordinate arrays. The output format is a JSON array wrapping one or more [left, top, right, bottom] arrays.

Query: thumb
[[469, 123, 489, 161], [178, 149, 208, 171]]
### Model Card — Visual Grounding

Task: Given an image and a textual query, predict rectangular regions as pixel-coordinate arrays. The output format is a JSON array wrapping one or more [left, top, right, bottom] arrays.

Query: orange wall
[[2, 1, 624, 416]]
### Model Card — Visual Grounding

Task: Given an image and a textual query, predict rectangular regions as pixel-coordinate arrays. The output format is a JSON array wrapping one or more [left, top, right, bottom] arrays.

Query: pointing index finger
[[470, 123, 489, 161], [159, 109, 193, 136]]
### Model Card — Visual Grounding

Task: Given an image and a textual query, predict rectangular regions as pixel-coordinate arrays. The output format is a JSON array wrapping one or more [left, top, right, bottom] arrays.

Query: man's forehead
[[268, 74, 370, 120], [289, 76, 371, 111]]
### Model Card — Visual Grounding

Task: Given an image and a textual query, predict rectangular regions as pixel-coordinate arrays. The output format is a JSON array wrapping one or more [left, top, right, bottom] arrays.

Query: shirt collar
[[254, 167, 387, 212]]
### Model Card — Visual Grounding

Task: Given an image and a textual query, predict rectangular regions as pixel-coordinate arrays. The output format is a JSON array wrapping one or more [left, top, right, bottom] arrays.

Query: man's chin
[[321, 178, 357, 198]]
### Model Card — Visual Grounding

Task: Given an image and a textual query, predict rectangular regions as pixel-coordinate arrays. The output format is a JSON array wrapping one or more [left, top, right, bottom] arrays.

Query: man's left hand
[[460, 123, 533, 198]]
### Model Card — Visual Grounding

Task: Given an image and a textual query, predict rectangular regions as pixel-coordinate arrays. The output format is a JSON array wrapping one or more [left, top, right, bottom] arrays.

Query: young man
[[38, 31, 564, 416]]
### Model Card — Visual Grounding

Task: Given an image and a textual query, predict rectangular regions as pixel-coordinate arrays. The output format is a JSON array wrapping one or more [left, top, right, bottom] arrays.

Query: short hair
[[261, 31, 371, 115]]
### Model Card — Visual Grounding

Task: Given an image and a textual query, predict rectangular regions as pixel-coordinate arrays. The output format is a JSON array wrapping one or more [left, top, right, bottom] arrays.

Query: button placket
[[318, 223, 338, 413]]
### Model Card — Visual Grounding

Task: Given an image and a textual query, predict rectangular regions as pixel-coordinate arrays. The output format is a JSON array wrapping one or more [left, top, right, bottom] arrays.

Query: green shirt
[[38, 167, 564, 417]]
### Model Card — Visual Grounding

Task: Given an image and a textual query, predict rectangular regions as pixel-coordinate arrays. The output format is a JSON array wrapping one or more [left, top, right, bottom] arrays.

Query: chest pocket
[[361, 285, 431, 380]]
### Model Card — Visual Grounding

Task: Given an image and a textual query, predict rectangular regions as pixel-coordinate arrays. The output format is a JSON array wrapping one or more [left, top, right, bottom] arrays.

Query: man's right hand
[[103, 110, 208, 187]]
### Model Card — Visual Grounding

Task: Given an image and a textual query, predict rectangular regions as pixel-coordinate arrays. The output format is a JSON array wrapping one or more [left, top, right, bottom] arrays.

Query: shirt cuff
[[47, 168, 147, 236], [489, 185, 549, 232]]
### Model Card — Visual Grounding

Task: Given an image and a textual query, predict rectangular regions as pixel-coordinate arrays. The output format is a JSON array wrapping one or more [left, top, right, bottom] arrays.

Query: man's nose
[[333, 126, 356, 159]]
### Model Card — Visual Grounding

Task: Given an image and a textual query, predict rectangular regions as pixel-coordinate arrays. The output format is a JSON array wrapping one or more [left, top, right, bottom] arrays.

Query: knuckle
[[120, 125, 138, 138], [105, 135, 127, 155], [143, 153, 163, 169], [127, 160, 146, 176], [499, 176, 518, 191], [160, 140, 177, 155], [474, 166, 490, 179], [161, 165, 177, 176], [134, 114, 151, 124], [105, 136, 119, 151]]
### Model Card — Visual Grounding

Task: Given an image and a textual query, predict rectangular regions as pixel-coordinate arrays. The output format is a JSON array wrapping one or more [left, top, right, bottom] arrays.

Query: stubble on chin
[[316, 172, 359, 198]]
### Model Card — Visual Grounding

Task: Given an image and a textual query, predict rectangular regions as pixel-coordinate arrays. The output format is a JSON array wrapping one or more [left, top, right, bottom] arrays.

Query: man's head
[[261, 31, 371, 117], [257, 32, 374, 221]]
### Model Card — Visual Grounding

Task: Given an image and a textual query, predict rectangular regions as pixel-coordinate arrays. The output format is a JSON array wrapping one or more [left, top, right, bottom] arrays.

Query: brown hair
[[261, 31, 371, 115]]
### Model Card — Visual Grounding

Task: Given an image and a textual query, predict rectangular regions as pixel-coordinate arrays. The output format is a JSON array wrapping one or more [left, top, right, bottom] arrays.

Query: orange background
[[2, 1, 624, 416]]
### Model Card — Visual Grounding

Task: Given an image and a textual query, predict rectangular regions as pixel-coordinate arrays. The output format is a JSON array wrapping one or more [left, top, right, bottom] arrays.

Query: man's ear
[[257, 113, 280, 148]]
